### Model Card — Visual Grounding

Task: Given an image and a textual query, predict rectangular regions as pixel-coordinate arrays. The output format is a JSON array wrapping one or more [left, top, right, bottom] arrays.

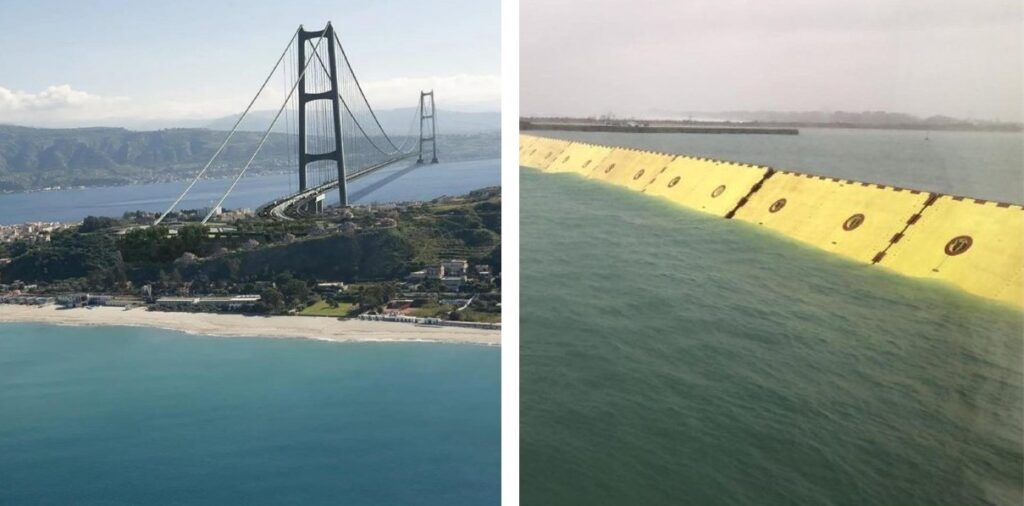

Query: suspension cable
[[154, 28, 300, 226], [201, 32, 327, 224], [334, 35, 402, 152], [308, 48, 405, 157]]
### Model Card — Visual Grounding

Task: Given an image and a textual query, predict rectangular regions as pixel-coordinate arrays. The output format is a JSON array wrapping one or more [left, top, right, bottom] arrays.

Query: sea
[[0, 157, 500, 225], [0, 325, 500, 505], [520, 128, 1023, 505], [0, 156, 501, 504]]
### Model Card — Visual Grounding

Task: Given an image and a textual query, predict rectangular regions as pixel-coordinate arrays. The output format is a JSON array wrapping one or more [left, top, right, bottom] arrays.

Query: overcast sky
[[0, 0, 499, 128], [521, 0, 1022, 122]]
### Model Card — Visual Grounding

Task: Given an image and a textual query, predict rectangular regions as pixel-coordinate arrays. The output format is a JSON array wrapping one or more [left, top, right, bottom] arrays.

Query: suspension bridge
[[154, 22, 439, 225]]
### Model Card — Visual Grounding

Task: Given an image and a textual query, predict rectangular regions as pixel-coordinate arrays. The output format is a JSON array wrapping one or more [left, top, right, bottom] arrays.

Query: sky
[[521, 0, 1023, 122], [0, 0, 500, 128]]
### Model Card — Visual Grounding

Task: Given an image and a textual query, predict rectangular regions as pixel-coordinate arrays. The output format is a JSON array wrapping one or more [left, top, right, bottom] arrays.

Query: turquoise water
[[534, 128, 1023, 203], [520, 168, 1023, 505], [0, 324, 500, 505]]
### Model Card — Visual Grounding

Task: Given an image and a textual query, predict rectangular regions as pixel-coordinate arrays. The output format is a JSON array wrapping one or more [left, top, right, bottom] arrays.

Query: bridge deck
[[259, 153, 417, 220]]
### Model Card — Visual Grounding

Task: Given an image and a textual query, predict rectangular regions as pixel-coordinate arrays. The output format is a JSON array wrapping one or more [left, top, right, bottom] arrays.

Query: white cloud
[[361, 74, 501, 109], [0, 84, 112, 112], [0, 73, 500, 128], [0, 84, 133, 126]]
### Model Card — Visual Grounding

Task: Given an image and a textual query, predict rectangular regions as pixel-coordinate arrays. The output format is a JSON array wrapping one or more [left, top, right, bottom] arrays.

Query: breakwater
[[520, 134, 1023, 308], [520, 121, 799, 135]]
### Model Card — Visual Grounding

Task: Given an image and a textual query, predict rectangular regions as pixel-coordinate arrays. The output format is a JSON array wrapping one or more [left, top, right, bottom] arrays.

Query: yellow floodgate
[[520, 134, 1024, 308], [644, 157, 769, 217], [732, 172, 932, 264]]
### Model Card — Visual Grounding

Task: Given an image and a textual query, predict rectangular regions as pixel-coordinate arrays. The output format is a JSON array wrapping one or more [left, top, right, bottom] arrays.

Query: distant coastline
[[522, 115, 1023, 133], [0, 304, 500, 346], [521, 121, 798, 135]]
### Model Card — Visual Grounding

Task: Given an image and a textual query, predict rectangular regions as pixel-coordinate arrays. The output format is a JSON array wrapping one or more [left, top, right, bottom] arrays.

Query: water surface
[[520, 168, 1023, 506], [0, 157, 499, 224], [0, 324, 500, 505]]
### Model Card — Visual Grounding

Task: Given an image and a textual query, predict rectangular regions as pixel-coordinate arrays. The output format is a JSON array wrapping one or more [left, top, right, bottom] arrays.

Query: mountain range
[[202, 107, 499, 135], [0, 116, 499, 193]]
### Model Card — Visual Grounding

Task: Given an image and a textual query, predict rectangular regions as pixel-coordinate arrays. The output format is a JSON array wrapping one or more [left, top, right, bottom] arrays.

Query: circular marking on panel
[[842, 213, 865, 231], [605, 163, 616, 174], [632, 169, 646, 180], [667, 176, 681, 188], [711, 185, 726, 198], [769, 198, 787, 213], [944, 235, 973, 256]]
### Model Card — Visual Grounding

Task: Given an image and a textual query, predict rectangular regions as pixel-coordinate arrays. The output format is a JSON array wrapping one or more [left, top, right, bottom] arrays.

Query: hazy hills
[[0, 118, 499, 192], [0, 125, 294, 192], [202, 108, 499, 135], [657, 110, 1022, 130]]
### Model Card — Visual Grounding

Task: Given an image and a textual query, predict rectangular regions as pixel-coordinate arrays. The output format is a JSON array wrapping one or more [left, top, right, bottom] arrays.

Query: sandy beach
[[0, 304, 500, 346]]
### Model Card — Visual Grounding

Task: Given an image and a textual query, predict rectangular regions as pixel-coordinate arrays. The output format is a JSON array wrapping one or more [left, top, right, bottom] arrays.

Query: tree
[[359, 282, 397, 310], [259, 288, 284, 314], [420, 278, 444, 293], [80, 216, 120, 233], [279, 278, 311, 307]]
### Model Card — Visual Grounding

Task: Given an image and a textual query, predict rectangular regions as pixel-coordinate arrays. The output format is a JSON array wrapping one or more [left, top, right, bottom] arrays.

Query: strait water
[[0, 324, 500, 505], [0, 157, 499, 225], [520, 167, 1023, 505]]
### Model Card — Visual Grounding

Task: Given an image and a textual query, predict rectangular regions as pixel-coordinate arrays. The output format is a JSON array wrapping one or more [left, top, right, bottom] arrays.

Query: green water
[[520, 168, 1023, 505]]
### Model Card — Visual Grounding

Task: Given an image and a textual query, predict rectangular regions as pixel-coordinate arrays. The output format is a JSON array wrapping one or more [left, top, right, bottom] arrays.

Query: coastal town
[[0, 255, 499, 331], [0, 221, 76, 244], [0, 188, 502, 332]]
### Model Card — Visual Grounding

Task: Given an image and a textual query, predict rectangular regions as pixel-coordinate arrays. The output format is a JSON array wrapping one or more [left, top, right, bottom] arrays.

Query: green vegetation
[[457, 309, 503, 323], [0, 188, 501, 319], [405, 293, 501, 323], [455, 295, 502, 323], [408, 302, 453, 318], [355, 283, 399, 311], [299, 300, 356, 317]]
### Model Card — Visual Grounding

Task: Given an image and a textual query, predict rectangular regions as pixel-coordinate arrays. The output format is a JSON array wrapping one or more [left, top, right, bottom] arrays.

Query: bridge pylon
[[298, 23, 348, 207], [417, 90, 439, 164]]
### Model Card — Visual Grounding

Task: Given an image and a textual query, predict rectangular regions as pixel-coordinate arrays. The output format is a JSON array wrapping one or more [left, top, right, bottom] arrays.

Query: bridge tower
[[297, 23, 348, 207], [417, 90, 439, 164]]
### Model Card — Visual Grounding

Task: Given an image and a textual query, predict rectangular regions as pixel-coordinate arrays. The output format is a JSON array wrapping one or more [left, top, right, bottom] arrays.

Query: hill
[[202, 108, 499, 134], [0, 123, 499, 192]]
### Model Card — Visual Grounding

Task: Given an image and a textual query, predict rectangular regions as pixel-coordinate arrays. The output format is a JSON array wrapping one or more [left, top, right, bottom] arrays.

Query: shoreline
[[0, 304, 500, 346]]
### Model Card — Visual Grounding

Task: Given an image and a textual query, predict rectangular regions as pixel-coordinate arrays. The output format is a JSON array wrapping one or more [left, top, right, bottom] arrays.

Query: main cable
[[201, 32, 327, 224], [154, 28, 300, 226]]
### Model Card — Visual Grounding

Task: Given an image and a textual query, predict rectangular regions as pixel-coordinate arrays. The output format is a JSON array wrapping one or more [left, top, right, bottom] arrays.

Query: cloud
[[361, 74, 501, 109], [0, 74, 500, 128], [0, 84, 262, 126], [0, 84, 112, 112]]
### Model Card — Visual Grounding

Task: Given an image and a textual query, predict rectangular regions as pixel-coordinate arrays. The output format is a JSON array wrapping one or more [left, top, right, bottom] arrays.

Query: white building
[[440, 259, 468, 277]]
